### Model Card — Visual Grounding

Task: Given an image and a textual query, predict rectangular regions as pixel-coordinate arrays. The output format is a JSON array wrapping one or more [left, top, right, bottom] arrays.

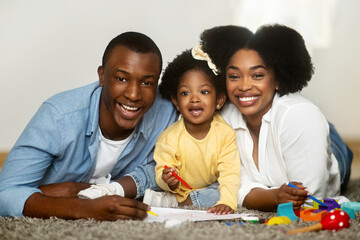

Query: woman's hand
[[276, 181, 309, 210], [207, 204, 234, 215], [162, 167, 179, 190]]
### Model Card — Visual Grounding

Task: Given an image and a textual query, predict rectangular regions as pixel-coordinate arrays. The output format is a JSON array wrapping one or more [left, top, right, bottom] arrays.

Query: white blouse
[[221, 93, 342, 206]]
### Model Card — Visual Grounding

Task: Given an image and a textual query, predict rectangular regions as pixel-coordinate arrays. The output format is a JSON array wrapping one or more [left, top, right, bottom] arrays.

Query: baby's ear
[[216, 92, 226, 110], [171, 96, 180, 111]]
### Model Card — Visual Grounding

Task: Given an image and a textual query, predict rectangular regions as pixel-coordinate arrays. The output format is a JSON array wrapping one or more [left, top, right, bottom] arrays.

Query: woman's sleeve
[[279, 103, 333, 202]]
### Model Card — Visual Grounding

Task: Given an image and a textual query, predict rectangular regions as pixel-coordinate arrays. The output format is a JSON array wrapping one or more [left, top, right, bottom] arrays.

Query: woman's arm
[[243, 182, 308, 211]]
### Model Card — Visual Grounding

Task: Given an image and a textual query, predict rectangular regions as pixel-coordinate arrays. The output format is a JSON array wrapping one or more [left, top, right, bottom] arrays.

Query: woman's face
[[226, 49, 278, 123]]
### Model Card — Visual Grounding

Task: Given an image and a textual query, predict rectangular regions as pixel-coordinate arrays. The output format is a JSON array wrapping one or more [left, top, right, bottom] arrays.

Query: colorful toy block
[[277, 202, 298, 221], [341, 207, 356, 219], [299, 209, 327, 222], [341, 202, 360, 212], [313, 198, 341, 211]]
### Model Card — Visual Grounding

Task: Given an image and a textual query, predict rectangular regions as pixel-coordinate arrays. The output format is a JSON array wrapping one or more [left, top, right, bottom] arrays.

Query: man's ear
[[216, 92, 227, 110], [171, 96, 179, 111], [98, 66, 104, 86]]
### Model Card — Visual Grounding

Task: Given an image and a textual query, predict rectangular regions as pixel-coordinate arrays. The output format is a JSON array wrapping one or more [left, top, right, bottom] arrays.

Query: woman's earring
[[216, 105, 220, 109]]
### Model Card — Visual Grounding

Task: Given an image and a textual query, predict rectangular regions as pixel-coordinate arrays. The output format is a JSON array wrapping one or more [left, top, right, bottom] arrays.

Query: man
[[0, 32, 177, 220]]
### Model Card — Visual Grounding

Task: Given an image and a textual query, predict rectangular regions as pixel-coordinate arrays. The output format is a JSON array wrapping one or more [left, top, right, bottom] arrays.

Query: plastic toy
[[287, 210, 350, 234], [341, 207, 355, 219], [300, 209, 327, 222], [277, 202, 298, 221], [317, 198, 341, 211], [266, 216, 291, 225], [341, 202, 360, 212]]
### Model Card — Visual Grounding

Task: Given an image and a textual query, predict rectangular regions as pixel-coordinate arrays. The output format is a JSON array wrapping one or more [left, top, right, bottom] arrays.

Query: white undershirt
[[90, 127, 134, 183]]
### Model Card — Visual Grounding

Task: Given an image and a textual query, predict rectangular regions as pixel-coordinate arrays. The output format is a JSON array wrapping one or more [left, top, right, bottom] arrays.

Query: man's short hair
[[102, 32, 162, 71]]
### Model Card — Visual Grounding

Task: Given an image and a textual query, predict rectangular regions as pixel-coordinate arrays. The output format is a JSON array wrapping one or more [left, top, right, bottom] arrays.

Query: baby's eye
[[180, 91, 189, 96], [201, 90, 209, 95]]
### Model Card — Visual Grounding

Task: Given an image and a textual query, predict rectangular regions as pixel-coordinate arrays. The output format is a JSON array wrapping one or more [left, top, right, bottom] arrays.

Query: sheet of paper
[[144, 207, 257, 223]]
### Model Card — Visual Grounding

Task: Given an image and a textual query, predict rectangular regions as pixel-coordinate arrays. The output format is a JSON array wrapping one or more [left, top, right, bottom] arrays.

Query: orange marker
[[164, 165, 192, 190]]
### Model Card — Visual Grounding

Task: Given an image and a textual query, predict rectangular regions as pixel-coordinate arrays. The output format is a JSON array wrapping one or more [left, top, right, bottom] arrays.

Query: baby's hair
[[159, 49, 225, 100], [248, 24, 314, 95], [102, 31, 162, 71]]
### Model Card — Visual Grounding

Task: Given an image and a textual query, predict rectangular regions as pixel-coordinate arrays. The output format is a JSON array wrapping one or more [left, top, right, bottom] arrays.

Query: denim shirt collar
[[86, 85, 155, 141], [86, 86, 102, 138]]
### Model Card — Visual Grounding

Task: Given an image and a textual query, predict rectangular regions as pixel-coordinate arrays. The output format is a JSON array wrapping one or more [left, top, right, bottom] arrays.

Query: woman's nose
[[238, 78, 252, 91]]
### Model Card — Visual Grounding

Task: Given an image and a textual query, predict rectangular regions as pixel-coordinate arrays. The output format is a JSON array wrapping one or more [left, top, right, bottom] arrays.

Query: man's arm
[[23, 192, 150, 221]]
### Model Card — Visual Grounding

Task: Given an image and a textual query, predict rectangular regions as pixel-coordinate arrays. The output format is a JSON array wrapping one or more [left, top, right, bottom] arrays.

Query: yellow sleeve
[[214, 119, 241, 210], [153, 125, 182, 193]]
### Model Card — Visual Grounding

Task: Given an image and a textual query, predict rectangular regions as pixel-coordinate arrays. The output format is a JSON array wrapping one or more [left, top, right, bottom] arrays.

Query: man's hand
[[161, 167, 179, 190], [80, 195, 150, 221]]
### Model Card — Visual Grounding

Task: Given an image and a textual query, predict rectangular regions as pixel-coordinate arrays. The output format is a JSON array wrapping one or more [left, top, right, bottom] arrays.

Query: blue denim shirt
[[0, 82, 177, 217]]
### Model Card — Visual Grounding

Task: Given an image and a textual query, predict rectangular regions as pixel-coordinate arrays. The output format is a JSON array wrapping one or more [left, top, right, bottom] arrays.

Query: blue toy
[[277, 202, 298, 221]]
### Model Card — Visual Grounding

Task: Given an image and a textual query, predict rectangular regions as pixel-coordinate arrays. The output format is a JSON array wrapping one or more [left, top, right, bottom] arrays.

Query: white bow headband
[[191, 44, 219, 76]]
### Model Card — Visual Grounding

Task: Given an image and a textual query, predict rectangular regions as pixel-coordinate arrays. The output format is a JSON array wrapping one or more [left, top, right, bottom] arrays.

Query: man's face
[[98, 45, 161, 140]]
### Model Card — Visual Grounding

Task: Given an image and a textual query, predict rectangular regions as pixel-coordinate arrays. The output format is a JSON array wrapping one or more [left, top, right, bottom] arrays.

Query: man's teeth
[[122, 105, 138, 111], [239, 96, 258, 102]]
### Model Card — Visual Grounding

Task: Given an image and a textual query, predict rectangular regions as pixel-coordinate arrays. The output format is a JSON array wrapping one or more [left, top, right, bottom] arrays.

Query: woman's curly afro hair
[[199, 25, 254, 79], [199, 24, 314, 96], [248, 24, 314, 95], [159, 49, 225, 100]]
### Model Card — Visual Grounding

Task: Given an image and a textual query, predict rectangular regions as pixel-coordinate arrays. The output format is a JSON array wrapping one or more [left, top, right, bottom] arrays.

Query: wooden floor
[[1, 139, 360, 178]]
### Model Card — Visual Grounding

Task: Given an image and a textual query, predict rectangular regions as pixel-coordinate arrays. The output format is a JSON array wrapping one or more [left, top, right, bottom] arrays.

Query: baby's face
[[172, 69, 219, 133]]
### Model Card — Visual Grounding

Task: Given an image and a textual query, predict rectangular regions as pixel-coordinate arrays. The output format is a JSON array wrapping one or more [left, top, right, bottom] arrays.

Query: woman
[[200, 24, 353, 211]]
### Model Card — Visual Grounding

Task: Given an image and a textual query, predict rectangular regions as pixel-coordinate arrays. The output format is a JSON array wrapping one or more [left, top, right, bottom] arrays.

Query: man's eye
[[116, 77, 126, 82]]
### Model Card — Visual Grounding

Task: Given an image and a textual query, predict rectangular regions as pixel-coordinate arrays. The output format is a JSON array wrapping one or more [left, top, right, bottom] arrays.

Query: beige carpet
[[1, 178, 360, 240]]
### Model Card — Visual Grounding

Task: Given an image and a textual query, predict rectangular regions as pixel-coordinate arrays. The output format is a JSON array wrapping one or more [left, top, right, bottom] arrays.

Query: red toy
[[287, 210, 350, 234]]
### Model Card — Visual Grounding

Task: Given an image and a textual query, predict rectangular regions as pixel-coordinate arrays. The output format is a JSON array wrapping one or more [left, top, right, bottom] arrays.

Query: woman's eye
[[253, 74, 264, 79], [228, 75, 239, 80]]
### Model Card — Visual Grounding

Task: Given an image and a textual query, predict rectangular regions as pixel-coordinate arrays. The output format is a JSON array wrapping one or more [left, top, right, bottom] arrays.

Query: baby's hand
[[207, 204, 234, 215], [162, 167, 179, 190]]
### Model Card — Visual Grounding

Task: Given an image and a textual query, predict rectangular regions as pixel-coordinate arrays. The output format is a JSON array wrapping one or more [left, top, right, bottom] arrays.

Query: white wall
[[0, 0, 359, 151], [302, 0, 360, 139]]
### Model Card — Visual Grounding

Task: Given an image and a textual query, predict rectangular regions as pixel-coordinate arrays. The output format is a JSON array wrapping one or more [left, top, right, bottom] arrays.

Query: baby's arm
[[213, 126, 241, 213], [162, 166, 179, 190], [153, 132, 181, 192]]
